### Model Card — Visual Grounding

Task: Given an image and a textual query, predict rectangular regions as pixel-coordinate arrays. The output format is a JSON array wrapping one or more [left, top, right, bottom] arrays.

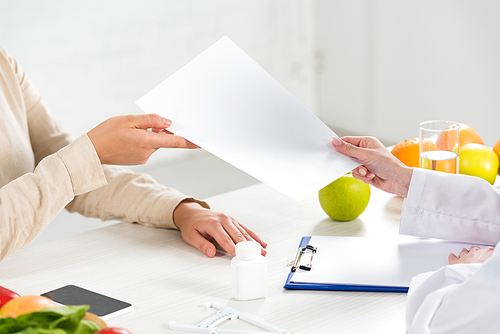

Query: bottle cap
[[235, 241, 261, 260]]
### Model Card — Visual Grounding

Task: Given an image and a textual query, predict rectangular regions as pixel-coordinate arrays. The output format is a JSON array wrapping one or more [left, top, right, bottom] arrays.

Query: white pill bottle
[[231, 241, 268, 300]]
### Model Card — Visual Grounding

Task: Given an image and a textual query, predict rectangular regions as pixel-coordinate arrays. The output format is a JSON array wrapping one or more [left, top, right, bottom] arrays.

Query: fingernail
[[359, 168, 366, 176], [163, 118, 172, 126], [331, 137, 341, 147], [206, 247, 214, 257]]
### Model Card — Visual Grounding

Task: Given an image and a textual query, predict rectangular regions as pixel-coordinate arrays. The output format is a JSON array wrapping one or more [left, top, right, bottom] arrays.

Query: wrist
[[173, 201, 203, 229], [86, 129, 105, 164], [394, 166, 413, 198]]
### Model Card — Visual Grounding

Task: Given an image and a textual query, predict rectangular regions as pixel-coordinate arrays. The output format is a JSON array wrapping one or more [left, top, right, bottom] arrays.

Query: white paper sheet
[[136, 36, 360, 201], [291, 236, 479, 287]]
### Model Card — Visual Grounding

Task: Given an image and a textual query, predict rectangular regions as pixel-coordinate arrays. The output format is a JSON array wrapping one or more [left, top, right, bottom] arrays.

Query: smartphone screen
[[41, 285, 133, 320]]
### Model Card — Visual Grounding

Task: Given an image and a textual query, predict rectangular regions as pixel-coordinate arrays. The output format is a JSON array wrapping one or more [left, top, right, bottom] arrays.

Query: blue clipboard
[[283, 236, 477, 293], [283, 237, 406, 292]]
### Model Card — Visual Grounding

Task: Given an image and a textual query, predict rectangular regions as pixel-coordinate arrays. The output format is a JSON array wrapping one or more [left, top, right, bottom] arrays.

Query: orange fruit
[[0, 295, 58, 318], [391, 138, 437, 168], [494, 139, 500, 175], [436, 123, 484, 150], [434, 157, 457, 173], [457, 123, 484, 146], [83, 312, 108, 329]]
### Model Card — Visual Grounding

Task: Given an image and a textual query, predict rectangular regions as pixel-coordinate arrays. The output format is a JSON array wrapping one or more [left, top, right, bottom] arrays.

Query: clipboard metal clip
[[290, 244, 317, 272]]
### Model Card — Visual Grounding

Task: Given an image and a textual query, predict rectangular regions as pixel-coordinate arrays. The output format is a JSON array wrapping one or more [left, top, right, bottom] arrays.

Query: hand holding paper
[[136, 36, 359, 201], [86, 114, 198, 165]]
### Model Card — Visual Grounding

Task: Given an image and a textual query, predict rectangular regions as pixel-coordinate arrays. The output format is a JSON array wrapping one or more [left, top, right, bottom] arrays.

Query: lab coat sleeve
[[406, 243, 500, 334], [400, 168, 500, 245]]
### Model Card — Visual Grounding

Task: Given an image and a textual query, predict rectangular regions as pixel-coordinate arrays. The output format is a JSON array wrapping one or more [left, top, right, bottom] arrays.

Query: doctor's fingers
[[458, 248, 470, 258], [352, 166, 375, 181], [448, 252, 460, 265]]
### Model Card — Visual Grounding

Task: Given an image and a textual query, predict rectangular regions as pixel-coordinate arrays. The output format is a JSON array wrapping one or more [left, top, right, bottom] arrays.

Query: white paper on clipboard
[[287, 235, 481, 290]]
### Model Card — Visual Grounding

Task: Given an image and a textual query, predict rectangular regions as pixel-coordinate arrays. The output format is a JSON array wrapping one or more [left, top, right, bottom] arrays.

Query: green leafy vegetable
[[0, 305, 99, 334], [73, 321, 100, 334]]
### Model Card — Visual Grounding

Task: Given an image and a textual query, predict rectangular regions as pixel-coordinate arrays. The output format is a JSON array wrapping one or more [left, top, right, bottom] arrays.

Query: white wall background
[[0, 0, 318, 167], [316, 0, 500, 146], [0, 0, 320, 245], [2, 0, 500, 245], [1, 0, 500, 161], [2, 1, 498, 151]]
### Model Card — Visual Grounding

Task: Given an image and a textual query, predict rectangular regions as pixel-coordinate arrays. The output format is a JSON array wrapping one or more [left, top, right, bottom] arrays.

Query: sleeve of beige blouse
[[27, 102, 208, 231], [0, 51, 107, 261], [0, 135, 107, 261], [13, 49, 208, 232], [66, 166, 210, 230]]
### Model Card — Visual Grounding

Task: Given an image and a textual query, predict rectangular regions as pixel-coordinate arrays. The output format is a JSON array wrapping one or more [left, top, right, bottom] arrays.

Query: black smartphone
[[41, 285, 133, 320]]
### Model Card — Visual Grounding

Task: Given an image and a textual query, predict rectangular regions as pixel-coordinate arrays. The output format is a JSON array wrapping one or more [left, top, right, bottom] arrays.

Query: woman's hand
[[448, 246, 495, 265], [173, 202, 267, 257], [87, 114, 198, 165], [332, 136, 413, 198]]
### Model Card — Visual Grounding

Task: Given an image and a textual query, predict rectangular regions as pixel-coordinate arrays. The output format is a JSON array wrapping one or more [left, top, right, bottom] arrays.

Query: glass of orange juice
[[419, 120, 460, 173]]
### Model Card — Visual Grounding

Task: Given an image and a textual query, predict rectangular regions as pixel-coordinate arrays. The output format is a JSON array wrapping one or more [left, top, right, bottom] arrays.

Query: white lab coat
[[402, 169, 500, 333], [401, 168, 500, 245], [406, 242, 500, 333]]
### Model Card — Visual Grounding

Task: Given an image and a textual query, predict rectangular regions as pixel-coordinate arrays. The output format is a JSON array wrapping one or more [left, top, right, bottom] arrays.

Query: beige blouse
[[0, 47, 207, 261]]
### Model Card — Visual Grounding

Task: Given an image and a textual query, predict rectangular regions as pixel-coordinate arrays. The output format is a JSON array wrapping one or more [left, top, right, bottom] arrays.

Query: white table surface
[[0, 183, 407, 334]]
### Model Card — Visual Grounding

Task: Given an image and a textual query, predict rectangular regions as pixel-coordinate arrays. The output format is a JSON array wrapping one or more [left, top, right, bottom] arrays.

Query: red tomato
[[0, 286, 20, 308], [94, 328, 133, 334]]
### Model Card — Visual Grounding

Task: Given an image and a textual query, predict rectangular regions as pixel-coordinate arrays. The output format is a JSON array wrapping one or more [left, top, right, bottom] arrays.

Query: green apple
[[318, 173, 371, 221], [459, 143, 499, 185]]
